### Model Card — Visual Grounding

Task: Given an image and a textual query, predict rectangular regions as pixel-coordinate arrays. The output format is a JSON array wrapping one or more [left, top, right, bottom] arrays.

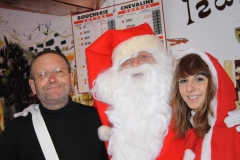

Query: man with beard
[[0, 50, 108, 160], [85, 23, 185, 160]]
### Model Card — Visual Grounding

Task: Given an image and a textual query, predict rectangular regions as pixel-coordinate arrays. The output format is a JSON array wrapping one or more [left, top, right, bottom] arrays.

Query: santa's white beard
[[92, 62, 172, 160]]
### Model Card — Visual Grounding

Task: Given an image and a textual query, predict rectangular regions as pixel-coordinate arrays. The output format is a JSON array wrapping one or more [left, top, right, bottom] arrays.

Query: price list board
[[72, 0, 165, 93]]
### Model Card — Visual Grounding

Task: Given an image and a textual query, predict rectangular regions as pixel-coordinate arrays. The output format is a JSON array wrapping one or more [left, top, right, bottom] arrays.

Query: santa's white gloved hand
[[14, 104, 36, 118], [224, 109, 240, 132], [98, 125, 111, 141]]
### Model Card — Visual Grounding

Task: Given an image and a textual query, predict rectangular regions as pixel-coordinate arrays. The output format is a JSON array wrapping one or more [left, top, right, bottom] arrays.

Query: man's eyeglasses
[[33, 67, 70, 81], [120, 51, 155, 69]]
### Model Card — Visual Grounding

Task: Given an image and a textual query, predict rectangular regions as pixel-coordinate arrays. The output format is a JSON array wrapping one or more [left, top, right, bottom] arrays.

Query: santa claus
[[85, 23, 185, 160]]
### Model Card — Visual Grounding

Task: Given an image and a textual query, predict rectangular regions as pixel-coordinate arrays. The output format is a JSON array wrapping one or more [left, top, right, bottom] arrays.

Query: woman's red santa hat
[[179, 48, 240, 160]]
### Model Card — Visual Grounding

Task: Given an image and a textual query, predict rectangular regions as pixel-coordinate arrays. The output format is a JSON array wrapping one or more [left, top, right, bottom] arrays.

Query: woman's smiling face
[[178, 74, 209, 111]]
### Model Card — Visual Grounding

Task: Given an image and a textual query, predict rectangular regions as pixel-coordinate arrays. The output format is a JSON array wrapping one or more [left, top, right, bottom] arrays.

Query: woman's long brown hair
[[171, 54, 216, 138]]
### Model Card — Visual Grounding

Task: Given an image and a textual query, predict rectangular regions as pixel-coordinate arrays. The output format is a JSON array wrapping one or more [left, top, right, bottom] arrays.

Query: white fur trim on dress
[[183, 149, 195, 160]]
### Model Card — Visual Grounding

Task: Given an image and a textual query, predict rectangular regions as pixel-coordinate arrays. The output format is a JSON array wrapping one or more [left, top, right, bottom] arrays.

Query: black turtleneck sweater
[[0, 98, 108, 160]]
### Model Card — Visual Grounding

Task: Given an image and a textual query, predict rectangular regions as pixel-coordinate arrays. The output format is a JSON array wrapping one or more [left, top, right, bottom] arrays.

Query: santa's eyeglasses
[[120, 51, 155, 70]]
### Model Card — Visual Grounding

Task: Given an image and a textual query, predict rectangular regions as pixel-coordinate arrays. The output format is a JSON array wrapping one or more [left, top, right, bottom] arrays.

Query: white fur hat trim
[[112, 35, 164, 66]]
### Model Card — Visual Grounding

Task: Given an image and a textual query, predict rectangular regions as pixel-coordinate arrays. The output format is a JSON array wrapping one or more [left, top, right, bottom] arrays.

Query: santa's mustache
[[119, 64, 156, 79]]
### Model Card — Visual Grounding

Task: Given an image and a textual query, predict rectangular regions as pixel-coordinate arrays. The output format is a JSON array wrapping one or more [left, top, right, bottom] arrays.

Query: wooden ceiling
[[0, 0, 106, 16]]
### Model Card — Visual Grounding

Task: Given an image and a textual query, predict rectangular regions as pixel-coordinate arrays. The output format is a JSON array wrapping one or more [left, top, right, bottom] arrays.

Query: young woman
[[171, 48, 240, 160]]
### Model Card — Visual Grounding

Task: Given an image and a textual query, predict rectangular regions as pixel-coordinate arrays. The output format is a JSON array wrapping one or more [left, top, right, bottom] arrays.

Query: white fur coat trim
[[98, 125, 111, 141], [183, 149, 195, 160]]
